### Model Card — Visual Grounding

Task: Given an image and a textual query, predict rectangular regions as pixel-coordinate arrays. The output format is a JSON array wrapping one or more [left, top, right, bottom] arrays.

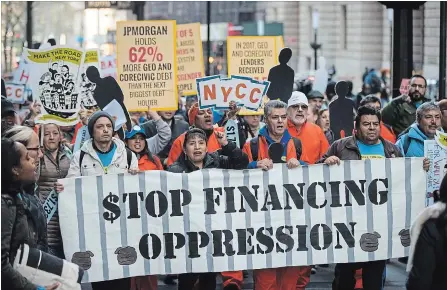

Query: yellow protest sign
[[276, 36, 285, 50], [227, 36, 278, 82], [176, 23, 204, 96], [238, 95, 270, 116], [116, 20, 178, 111]]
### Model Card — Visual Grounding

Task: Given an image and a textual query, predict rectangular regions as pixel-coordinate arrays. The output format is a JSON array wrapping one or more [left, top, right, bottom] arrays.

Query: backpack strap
[[291, 137, 303, 160], [79, 150, 86, 174], [126, 147, 132, 169], [402, 134, 411, 156], [249, 137, 260, 162]]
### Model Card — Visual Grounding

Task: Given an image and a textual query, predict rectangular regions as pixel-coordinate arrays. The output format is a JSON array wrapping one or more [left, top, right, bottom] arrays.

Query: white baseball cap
[[288, 91, 309, 108]]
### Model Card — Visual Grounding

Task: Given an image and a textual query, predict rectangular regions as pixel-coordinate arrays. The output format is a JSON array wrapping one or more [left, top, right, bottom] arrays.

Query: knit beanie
[[188, 102, 200, 126], [87, 111, 115, 137]]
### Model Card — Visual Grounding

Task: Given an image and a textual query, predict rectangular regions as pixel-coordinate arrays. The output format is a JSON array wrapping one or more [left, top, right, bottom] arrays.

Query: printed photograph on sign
[[227, 36, 278, 81], [116, 20, 178, 111], [23, 45, 85, 125], [176, 23, 204, 96], [77, 49, 100, 109]]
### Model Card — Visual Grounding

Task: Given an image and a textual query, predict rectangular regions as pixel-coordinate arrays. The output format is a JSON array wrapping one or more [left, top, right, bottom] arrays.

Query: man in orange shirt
[[359, 95, 396, 143], [287, 91, 329, 165], [167, 102, 224, 165]]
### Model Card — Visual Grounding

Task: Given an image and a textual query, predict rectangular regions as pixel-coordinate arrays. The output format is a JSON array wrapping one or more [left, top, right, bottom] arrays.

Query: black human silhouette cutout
[[268, 143, 285, 163], [328, 81, 355, 140], [1, 79, 6, 97], [86, 66, 131, 132], [266, 48, 295, 103]]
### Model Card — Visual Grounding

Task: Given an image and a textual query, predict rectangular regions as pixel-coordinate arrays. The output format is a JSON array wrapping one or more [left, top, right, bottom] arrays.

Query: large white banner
[[59, 158, 426, 283]]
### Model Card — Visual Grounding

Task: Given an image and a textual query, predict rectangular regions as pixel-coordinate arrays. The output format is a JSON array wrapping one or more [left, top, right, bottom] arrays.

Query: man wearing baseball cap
[[307, 90, 325, 110], [1, 96, 17, 132], [287, 91, 329, 166]]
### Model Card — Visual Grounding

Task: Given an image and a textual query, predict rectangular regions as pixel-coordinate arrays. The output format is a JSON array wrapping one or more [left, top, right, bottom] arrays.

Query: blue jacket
[[395, 123, 428, 157], [247, 126, 306, 169]]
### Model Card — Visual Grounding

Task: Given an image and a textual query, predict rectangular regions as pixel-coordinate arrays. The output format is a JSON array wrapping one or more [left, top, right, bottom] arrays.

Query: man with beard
[[395, 102, 442, 157], [287, 91, 329, 165], [319, 106, 430, 290], [141, 109, 189, 167], [167, 102, 225, 166], [382, 74, 431, 136]]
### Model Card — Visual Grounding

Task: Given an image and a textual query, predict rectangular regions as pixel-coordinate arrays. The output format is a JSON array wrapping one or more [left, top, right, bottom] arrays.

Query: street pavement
[[81, 259, 407, 290]]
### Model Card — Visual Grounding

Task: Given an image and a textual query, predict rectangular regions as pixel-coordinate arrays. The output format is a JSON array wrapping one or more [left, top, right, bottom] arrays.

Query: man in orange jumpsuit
[[243, 100, 304, 290]]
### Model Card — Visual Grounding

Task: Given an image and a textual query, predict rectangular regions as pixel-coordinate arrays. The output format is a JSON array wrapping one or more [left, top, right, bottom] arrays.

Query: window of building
[[341, 5, 348, 50]]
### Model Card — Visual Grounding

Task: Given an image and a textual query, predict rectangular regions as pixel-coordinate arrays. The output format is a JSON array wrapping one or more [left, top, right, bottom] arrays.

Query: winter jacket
[[2, 189, 39, 290], [287, 120, 329, 164], [21, 185, 48, 253], [37, 146, 71, 249], [407, 202, 447, 290], [67, 137, 138, 178], [395, 123, 431, 157], [243, 126, 306, 169], [140, 116, 189, 164], [143, 118, 172, 155], [381, 95, 431, 136], [318, 135, 402, 163], [380, 122, 396, 144], [167, 141, 249, 173], [138, 153, 164, 171], [324, 129, 335, 145], [167, 127, 225, 166]]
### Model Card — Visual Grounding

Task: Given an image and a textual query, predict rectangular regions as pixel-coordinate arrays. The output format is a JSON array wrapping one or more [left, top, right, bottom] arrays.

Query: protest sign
[[116, 20, 178, 111], [197, 75, 269, 111], [5, 83, 26, 104], [59, 158, 425, 283], [276, 36, 284, 50], [23, 45, 85, 126], [424, 137, 447, 206], [73, 125, 90, 153], [176, 23, 205, 96], [43, 190, 59, 224], [227, 36, 278, 81], [400, 79, 410, 95], [238, 95, 269, 116], [225, 119, 240, 148], [78, 49, 100, 109], [13, 55, 30, 84], [100, 55, 117, 79]]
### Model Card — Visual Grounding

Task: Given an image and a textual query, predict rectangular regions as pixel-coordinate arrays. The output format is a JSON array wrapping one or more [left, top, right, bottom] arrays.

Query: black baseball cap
[[1, 96, 16, 118], [307, 90, 324, 100]]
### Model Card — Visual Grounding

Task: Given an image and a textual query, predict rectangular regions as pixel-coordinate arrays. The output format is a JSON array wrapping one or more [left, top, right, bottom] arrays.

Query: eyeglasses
[[411, 84, 426, 89], [291, 104, 308, 110]]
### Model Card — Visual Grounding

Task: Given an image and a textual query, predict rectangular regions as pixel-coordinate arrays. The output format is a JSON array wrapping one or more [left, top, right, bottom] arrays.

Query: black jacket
[[2, 188, 39, 290], [406, 212, 447, 290], [141, 116, 189, 164], [167, 141, 248, 173]]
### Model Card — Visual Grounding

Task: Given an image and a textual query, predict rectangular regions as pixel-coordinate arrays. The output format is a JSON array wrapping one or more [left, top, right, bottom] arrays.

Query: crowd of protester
[[1, 72, 446, 290]]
